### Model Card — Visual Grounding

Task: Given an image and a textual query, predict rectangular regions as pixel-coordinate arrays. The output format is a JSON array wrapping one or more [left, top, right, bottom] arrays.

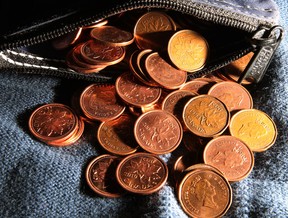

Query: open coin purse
[[0, 0, 284, 84]]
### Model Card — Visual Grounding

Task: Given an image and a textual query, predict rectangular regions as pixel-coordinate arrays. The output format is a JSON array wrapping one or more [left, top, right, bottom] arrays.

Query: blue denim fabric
[[0, 0, 287, 217]]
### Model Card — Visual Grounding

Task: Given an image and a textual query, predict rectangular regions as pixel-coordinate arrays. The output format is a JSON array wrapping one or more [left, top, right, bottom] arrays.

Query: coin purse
[[0, 0, 283, 84]]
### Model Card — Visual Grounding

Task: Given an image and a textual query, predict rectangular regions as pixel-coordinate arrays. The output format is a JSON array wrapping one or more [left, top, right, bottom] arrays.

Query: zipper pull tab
[[238, 25, 284, 84]]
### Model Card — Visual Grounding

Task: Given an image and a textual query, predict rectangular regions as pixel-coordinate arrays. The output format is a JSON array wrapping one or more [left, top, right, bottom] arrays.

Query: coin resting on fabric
[[26, 9, 279, 218]]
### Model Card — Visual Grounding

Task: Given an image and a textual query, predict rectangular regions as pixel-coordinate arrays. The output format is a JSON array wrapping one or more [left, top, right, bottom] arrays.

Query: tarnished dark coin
[[86, 154, 125, 198], [116, 152, 168, 194]]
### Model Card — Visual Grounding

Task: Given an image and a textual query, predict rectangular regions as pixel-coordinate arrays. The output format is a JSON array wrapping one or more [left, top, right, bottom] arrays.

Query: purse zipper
[[0, 0, 283, 83]]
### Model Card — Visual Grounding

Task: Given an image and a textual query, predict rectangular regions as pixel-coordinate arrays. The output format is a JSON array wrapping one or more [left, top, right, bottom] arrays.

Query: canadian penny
[[48, 116, 85, 146], [178, 168, 232, 218], [81, 39, 125, 65], [145, 52, 187, 89], [116, 152, 168, 194], [97, 113, 138, 156], [90, 25, 134, 47], [86, 154, 124, 198], [80, 84, 126, 122], [203, 135, 254, 182], [229, 109, 277, 152], [180, 78, 215, 94], [168, 29, 209, 72], [134, 11, 177, 50], [134, 110, 183, 154], [115, 72, 162, 108], [208, 81, 253, 112], [161, 89, 197, 126], [183, 95, 230, 137], [29, 103, 78, 143]]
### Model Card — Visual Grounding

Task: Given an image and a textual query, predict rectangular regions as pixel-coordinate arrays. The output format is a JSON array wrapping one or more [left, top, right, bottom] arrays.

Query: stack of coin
[[28, 103, 84, 146], [65, 23, 134, 74]]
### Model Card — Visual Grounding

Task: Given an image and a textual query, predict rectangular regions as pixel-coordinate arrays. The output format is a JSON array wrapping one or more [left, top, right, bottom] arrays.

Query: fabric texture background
[[0, 0, 287, 217]]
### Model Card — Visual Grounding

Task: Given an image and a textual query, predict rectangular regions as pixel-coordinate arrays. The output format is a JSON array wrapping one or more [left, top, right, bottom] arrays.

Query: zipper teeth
[[1, 0, 257, 50]]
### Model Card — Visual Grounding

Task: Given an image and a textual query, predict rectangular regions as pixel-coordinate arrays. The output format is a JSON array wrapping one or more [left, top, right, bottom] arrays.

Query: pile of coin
[[28, 9, 278, 218], [28, 103, 84, 146]]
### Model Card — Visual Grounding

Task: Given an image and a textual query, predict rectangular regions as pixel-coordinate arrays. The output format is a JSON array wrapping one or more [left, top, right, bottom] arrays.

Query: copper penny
[[116, 152, 168, 194], [183, 95, 230, 137], [71, 43, 107, 69], [97, 113, 138, 156], [81, 39, 125, 65], [82, 20, 109, 29], [29, 103, 78, 143], [134, 11, 177, 50], [66, 49, 106, 74], [115, 72, 162, 108], [168, 29, 209, 72], [80, 84, 126, 122], [208, 81, 253, 112], [229, 109, 277, 152], [129, 49, 153, 86], [178, 168, 232, 218], [180, 78, 215, 94], [48, 116, 85, 146], [203, 135, 254, 182], [86, 154, 124, 198], [145, 52, 187, 89], [161, 89, 197, 127], [90, 25, 134, 47], [134, 110, 183, 154]]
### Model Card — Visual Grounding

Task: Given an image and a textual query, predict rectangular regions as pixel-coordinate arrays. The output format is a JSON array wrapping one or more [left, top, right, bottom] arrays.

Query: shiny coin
[[134, 11, 177, 51], [229, 109, 277, 152], [47, 116, 85, 147], [80, 84, 126, 122], [203, 135, 254, 182], [90, 25, 134, 47], [178, 167, 232, 218], [168, 29, 209, 72], [116, 152, 168, 194], [86, 154, 125, 198], [97, 113, 138, 156], [81, 39, 125, 65], [145, 52, 187, 89], [134, 110, 183, 154], [115, 72, 162, 108], [208, 81, 253, 112], [29, 103, 79, 143], [183, 95, 230, 137]]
